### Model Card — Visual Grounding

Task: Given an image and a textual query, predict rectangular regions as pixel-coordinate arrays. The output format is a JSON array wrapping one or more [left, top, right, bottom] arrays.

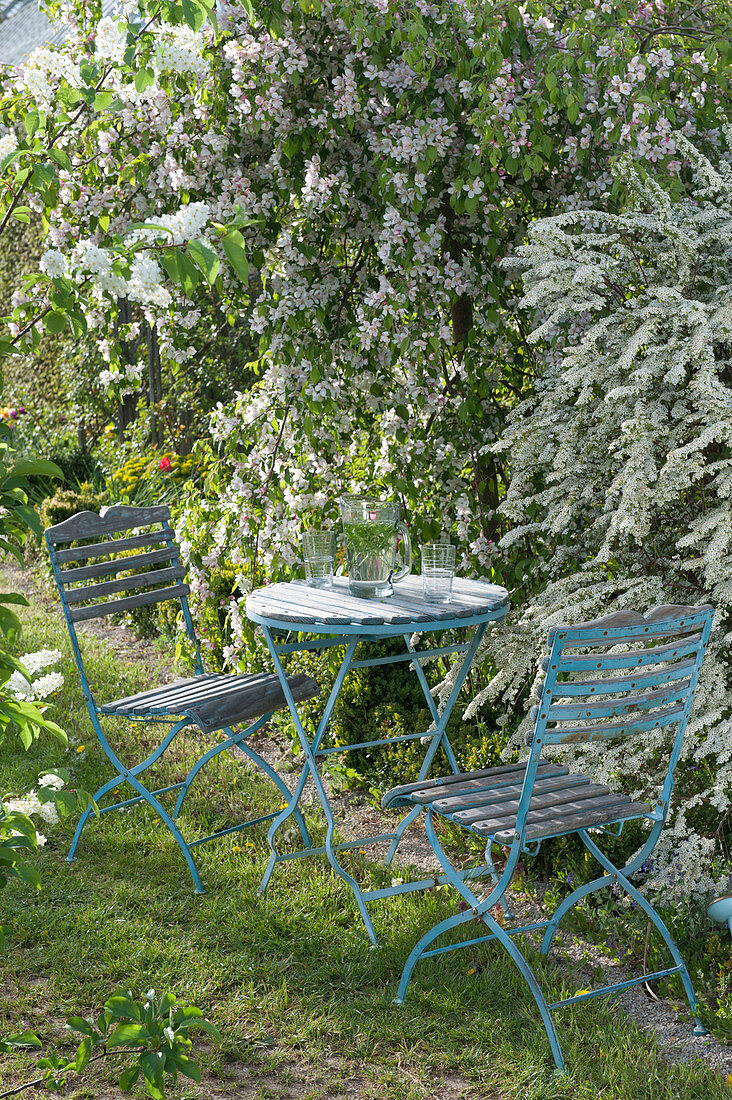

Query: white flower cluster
[[126, 201, 210, 246], [21, 46, 80, 110], [40, 249, 68, 278], [126, 254, 171, 308], [95, 16, 128, 63], [7, 649, 64, 702], [3, 772, 66, 846], [0, 132, 19, 162], [154, 25, 209, 77]]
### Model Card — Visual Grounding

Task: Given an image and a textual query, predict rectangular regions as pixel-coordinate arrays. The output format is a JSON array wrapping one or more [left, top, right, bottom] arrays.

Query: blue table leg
[[257, 620, 491, 944], [384, 623, 488, 867], [257, 630, 382, 942]]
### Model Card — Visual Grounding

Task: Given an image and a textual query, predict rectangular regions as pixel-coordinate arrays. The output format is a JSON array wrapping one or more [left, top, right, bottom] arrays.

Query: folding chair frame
[[385, 605, 714, 1072], [46, 505, 315, 893]]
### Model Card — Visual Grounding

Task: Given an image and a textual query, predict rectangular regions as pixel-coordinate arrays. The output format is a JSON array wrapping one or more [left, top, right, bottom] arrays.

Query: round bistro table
[[246, 574, 510, 944]]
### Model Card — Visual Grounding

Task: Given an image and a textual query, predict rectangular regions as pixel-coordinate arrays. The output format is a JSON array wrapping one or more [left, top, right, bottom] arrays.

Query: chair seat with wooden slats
[[45, 504, 320, 895], [385, 603, 714, 1075], [100, 671, 318, 735], [383, 760, 651, 844]]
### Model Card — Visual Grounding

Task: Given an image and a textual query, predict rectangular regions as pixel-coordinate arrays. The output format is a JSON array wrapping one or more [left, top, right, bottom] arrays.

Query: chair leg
[[67, 773, 124, 862], [169, 717, 310, 846], [539, 822, 665, 957], [125, 771, 206, 893], [73, 713, 206, 893], [485, 840, 515, 922], [394, 812, 566, 1073], [579, 831, 705, 1035], [539, 871, 612, 957], [230, 734, 312, 849]]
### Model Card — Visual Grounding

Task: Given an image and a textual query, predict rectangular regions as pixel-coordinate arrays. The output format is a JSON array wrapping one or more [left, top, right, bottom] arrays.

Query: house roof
[[0, 0, 68, 65]]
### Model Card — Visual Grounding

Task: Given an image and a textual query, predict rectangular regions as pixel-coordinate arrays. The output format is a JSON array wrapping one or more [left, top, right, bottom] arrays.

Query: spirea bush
[[466, 134, 732, 898]]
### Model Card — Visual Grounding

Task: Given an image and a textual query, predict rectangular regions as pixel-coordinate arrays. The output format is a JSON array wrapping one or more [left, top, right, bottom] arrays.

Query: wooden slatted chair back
[[532, 604, 713, 751], [512, 603, 715, 850], [45, 505, 203, 683]]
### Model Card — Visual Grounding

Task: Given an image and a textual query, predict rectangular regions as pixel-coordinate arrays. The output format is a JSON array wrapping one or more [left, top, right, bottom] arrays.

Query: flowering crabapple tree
[[4, 0, 732, 883], [462, 135, 732, 897], [170, 0, 732, 667]]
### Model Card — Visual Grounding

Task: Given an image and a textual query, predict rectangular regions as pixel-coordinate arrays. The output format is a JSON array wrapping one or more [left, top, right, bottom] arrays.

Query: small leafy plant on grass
[[0, 988, 220, 1099]]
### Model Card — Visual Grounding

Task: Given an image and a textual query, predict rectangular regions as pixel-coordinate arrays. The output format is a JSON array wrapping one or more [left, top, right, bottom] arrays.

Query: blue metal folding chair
[[45, 504, 319, 893], [382, 604, 714, 1072]]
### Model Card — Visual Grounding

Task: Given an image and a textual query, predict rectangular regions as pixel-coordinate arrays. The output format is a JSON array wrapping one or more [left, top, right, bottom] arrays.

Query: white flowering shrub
[[0, 0, 730, 881], [467, 134, 732, 898], [0, 0, 726, 569], [7, 647, 64, 702], [0, 651, 68, 891]]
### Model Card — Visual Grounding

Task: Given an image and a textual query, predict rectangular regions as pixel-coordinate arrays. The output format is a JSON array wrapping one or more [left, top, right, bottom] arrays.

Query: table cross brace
[[257, 622, 488, 945]]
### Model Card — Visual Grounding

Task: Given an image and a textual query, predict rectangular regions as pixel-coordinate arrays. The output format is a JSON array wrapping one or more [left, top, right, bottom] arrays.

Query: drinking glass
[[302, 530, 335, 588], [420, 542, 456, 603]]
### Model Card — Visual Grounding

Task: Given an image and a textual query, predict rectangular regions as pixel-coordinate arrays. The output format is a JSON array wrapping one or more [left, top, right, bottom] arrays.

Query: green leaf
[[108, 1022, 147, 1046], [15, 720, 32, 750], [48, 148, 71, 170], [24, 112, 39, 137], [66, 1016, 95, 1037], [30, 163, 55, 195], [9, 457, 62, 479], [3, 1031, 42, 1049], [52, 790, 76, 818], [12, 861, 41, 889], [119, 1065, 140, 1090], [75, 1035, 92, 1072], [12, 504, 42, 537], [134, 68, 155, 93], [161, 250, 200, 295], [104, 994, 138, 1019], [221, 230, 249, 283], [175, 1055, 202, 1082], [140, 1051, 165, 1099], [186, 240, 220, 285], [67, 309, 88, 338], [181, 0, 205, 29], [93, 90, 115, 111], [44, 311, 66, 335]]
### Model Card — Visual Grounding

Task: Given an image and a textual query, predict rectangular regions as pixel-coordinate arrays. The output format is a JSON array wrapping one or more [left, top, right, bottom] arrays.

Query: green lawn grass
[[0, 571, 728, 1100]]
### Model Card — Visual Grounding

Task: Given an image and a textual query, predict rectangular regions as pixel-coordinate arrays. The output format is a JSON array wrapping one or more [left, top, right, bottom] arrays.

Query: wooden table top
[[246, 575, 510, 634]]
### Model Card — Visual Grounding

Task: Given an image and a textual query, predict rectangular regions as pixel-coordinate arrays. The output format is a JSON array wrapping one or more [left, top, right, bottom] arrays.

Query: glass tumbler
[[420, 542, 456, 603], [302, 530, 335, 588]]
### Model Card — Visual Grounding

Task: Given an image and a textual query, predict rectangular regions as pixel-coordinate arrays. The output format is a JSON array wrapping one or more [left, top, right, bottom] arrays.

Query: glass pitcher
[[339, 496, 412, 599]]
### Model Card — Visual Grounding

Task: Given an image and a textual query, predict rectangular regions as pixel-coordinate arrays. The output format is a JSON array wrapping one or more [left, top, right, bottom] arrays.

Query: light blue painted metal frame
[[46, 516, 308, 894], [387, 606, 714, 1073], [248, 599, 510, 945]]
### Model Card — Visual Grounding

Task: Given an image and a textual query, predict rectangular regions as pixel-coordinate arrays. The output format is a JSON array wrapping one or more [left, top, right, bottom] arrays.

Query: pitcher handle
[[392, 521, 412, 583]]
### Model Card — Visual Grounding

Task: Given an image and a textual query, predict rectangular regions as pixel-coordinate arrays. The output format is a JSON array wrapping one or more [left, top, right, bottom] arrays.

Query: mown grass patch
[[0, 570, 727, 1100]]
